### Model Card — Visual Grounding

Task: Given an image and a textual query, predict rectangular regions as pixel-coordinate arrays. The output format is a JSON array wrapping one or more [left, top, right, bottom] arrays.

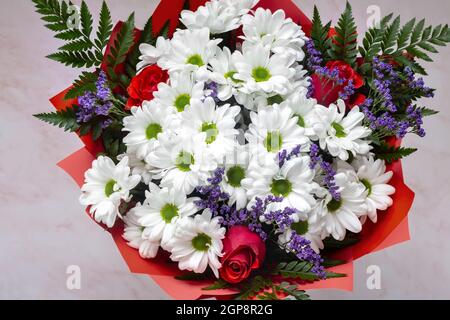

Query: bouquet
[[33, 0, 450, 300]]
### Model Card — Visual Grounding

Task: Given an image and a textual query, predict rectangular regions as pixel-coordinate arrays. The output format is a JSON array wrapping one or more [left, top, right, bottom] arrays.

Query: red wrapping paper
[[52, 0, 414, 299]]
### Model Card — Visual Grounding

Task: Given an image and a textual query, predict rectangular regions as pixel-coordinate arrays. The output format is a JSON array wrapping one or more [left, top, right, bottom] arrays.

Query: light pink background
[[1, 0, 450, 299]]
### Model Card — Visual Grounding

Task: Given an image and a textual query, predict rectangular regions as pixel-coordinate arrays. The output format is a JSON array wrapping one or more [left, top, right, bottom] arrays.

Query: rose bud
[[219, 226, 266, 284]]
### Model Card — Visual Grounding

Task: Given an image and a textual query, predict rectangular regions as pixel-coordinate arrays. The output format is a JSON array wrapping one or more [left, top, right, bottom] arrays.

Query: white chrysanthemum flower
[[146, 134, 217, 195], [313, 100, 372, 161], [241, 8, 307, 61], [242, 155, 319, 212], [131, 183, 199, 250], [153, 71, 205, 113], [180, 0, 258, 34], [157, 28, 221, 75], [245, 105, 310, 156], [118, 151, 153, 185], [277, 210, 325, 253], [122, 101, 178, 159], [138, 37, 171, 71], [208, 47, 241, 101], [220, 144, 250, 209], [122, 209, 160, 259], [353, 155, 395, 223], [281, 92, 321, 137], [168, 209, 225, 277], [234, 43, 295, 95], [318, 168, 368, 241], [79, 156, 141, 228], [181, 97, 240, 159]]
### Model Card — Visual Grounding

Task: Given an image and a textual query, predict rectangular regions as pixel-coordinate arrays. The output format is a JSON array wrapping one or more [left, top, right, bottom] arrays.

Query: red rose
[[126, 65, 169, 110], [311, 60, 364, 108], [220, 226, 266, 284]]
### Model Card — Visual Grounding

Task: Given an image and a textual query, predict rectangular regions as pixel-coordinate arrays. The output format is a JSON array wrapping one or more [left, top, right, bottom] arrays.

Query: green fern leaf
[[65, 71, 98, 99], [272, 261, 346, 282], [80, 1, 93, 37], [34, 107, 80, 132], [96, 1, 113, 50], [373, 143, 417, 163]]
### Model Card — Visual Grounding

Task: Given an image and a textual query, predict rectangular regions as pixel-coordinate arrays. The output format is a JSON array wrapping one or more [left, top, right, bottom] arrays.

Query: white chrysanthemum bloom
[[245, 105, 310, 156], [281, 92, 321, 137], [146, 134, 217, 195], [208, 47, 241, 101], [138, 37, 171, 71], [240, 8, 308, 61], [312, 99, 372, 161], [318, 168, 368, 241], [181, 97, 240, 159], [220, 144, 250, 209], [122, 101, 178, 159], [153, 71, 205, 113], [234, 43, 296, 95], [131, 183, 199, 250], [242, 154, 319, 213], [352, 155, 395, 223], [118, 151, 153, 185], [122, 209, 160, 259], [156, 28, 221, 75], [180, 0, 258, 34], [277, 210, 325, 253], [79, 156, 141, 228], [169, 209, 225, 277]]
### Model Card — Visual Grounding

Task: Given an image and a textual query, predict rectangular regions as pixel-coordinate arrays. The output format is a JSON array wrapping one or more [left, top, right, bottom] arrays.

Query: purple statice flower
[[262, 206, 298, 232], [305, 40, 323, 71], [204, 82, 219, 102], [287, 232, 326, 278], [406, 105, 426, 137], [308, 143, 341, 200], [76, 71, 113, 128], [339, 79, 355, 100], [195, 167, 230, 217], [277, 145, 302, 168], [320, 161, 341, 201]]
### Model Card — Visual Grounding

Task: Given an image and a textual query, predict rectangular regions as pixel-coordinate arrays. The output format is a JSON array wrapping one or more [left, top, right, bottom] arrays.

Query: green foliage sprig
[[373, 143, 417, 163], [34, 106, 80, 133], [32, 0, 113, 68]]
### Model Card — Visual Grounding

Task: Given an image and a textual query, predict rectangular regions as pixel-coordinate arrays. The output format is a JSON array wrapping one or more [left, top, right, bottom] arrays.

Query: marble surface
[[1, 0, 449, 300]]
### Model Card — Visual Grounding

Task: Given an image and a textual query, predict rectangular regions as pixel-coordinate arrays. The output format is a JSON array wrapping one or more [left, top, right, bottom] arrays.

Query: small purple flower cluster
[[287, 232, 326, 278], [309, 144, 341, 200], [338, 79, 355, 100], [373, 57, 399, 112], [406, 105, 426, 137], [404, 67, 434, 97], [305, 40, 323, 71], [204, 82, 220, 102], [277, 145, 302, 168], [195, 167, 230, 217], [76, 71, 113, 128], [262, 205, 298, 232]]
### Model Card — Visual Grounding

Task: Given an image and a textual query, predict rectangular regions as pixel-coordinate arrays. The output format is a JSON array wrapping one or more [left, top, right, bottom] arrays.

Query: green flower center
[[296, 114, 305, 127], [192, 233, 212, 251], [252, 66, 271, 82], [361, 178, 372, 196], [291, 220, 309, 235], [264, 131, 283, 152], [226, 166, 246, 188], [332, 122, 347, 138], [201, 122, 219, 144], [174, 93, 191, 112], [224, 71, 242, 83], [145, 123, 162, 140], [327, 199, 342, 212], [160, 203, 179, 223], [104, 179, 117, 197], [271, 179, 292, 197], [175, 151, 195, 172], [186, 54, 204, 67]]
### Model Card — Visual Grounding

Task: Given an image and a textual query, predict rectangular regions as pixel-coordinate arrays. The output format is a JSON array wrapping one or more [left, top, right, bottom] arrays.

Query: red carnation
[[311, 60, 365, 108], [126, 65, 169, 110], [219, 226, 266, 284]]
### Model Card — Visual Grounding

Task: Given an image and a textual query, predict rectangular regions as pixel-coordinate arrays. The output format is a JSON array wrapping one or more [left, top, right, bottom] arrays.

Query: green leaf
[[92, 122, 103, 141], [310, 6, 332, 58], [34, 106, 80, 132], [271, 261, 346, 282], [327, 2, 358, 67], [397, 18, 416, 51], [65, 71, 98, 100], [416, 106, 439, 117], [202, 280, 230, 291], [234, 276, 272, 300], [381, 16, 401, 54], [274, 282, 310, 301], [96, 1, 113, 50], [80, 1, 93, 37], [373, 142, 417, 163]]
